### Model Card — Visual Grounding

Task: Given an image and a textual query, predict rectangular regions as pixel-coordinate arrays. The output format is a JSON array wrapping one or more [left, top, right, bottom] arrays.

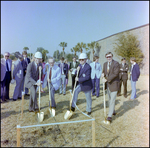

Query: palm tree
[[71, 46, 79, 56], [76, 42, 86, 53], [23, 47, 29, 51], [59, 42, 67, 57], [87, 41, 100, 55]]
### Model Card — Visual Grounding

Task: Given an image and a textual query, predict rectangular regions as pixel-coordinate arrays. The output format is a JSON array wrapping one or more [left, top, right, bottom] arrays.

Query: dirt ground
[[1, 71, 149, 147]]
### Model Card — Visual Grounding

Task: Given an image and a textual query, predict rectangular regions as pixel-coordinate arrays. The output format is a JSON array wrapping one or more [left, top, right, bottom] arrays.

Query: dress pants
[[107, 86, 117, 117], [92, 75, 100, 97], [71, 75, 76, 91], [71, 84, 92, 112], [1, 71, 11, 100], [21, 75, 29, 94], [117, 79, 127, 96], [48, 83, 56, 108], [13, 78, 23, 100], [130, 77, 136, 100], [29, 85, 39, 111], [59, 74, 66, 94]]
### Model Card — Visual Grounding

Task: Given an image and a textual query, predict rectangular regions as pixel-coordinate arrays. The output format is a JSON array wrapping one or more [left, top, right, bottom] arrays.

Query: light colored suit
[[90, 62, 102, 97], [1, 58, 12, 100], [25, 61, 43, 111], [90, 62, 102, 79], [42, 63, 61, 91], [42, 63, 61, 107], [13, 59, 24, 100]]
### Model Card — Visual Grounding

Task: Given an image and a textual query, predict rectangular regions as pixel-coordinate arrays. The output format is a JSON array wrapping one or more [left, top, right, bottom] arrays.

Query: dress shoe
[[117, 94, 121, 97], [35, 108, 39, 111], [96, 96, 99, 98], [29, 110, 34, 112], [18, 97, 22, 99], [63, 94, 66, 95], [59, 93, 62, 95], [11, 99, 17, 101], [71, 106, 75, 112], [124, 95, 127, 98], [87, 112, 91, 115], [106, 117, 112, 122], [25, 94, 30, 96], [113, 112, 116, 116]]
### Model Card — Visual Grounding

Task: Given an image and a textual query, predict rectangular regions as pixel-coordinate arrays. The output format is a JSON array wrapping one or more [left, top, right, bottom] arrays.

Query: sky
[[1, 1, 149, 57]]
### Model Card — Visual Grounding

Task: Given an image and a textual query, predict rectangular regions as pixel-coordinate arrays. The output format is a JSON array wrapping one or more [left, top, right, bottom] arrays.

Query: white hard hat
[[34, 52, 42, 58], [79, 53, 87, 59]]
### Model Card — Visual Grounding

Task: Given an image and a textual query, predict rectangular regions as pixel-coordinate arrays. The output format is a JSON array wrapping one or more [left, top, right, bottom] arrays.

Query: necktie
[[62, 63, 64, 74], [95, 63, 96, 69], [6, 60, 9, 71], [49, 67, 52, 80], [107, 62, 110, 73]]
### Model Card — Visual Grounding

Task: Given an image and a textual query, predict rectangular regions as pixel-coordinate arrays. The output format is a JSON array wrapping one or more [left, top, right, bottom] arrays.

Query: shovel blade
[[37, 112, 44, 123], [49, 108, 55, 117], [102, 119, 111, 125], [64, 110, 73, 120]]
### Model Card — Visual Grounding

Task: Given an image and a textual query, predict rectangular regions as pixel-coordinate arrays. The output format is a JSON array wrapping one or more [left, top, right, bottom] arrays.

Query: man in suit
[[102, 52, 120, 123], [42, 57, 61, 116], [90, 54, 102, 98], [69, 53, 93, 118], [1, 52, 12, 102], [58, 57, 68, 95], [25, 51, 43, 112], [129, 57, 140, 100], [117, 58, 129, 98], [21, 50, 30, 96], [69, 57, 79, 91], [12, 52, 24, 101]]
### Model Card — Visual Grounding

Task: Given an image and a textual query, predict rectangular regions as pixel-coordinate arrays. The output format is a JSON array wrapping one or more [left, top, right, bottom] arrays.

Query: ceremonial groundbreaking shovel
[[64, 69, 79, 120], [37, 66, 44, 123], [46, 66, 55, 117], [102, 82, 110, 125]]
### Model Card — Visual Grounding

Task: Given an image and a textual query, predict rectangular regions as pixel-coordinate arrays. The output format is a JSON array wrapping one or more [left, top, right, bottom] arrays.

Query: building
[[90, 24, 149, 75]]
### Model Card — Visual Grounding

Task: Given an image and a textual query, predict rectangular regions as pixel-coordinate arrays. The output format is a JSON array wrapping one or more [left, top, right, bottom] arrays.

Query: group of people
[[1, 50, 140, 123]]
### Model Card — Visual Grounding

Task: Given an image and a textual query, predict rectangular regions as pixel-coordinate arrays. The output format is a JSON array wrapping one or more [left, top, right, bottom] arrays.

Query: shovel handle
[[47, 66, 51, 108], [70, 69, 80, 109], [39, 66, 42, 112], [103, 82, 106, 118]]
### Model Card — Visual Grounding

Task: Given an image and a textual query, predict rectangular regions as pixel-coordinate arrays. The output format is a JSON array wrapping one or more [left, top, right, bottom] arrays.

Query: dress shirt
[[4, 59, 11, 71]]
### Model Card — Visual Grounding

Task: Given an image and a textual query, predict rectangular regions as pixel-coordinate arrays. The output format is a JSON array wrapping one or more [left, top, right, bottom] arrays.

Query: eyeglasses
[[106, 56, 112, 58], [79, 59, 84, 61], [5, 56, 9, 57]]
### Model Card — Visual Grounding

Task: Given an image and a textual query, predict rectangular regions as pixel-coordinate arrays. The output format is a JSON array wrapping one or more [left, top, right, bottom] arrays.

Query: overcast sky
[[1, 1, 149, 57]]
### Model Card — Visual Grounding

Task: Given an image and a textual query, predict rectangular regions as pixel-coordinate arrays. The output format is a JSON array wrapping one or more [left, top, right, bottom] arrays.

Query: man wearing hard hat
[[65, 53, 93, 119], [25, 51, 43, 112]]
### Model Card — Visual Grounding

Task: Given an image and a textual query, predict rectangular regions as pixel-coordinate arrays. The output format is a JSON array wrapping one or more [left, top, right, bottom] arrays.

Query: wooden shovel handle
[[70, 69, 80, 109]]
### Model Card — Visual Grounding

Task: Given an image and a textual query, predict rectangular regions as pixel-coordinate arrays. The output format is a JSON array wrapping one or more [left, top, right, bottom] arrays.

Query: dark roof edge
[[96, 23, 149, 42]]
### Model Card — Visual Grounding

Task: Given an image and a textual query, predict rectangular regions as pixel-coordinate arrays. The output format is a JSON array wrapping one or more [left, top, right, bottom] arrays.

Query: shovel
[[64, 69, 79, 120], [37, 66, 44, 123], [46, 65, 55, 117], [102, 82, 110, 125]]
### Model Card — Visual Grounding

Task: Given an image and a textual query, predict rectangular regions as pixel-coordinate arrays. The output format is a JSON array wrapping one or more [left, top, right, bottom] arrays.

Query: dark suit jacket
[[58, 63, 68, 78], [69, 61, 80, 76], [131, 63, 140, 81], [119, 63, 129, 80], [75, 63, 93, 92], [102, 60, 120, 92], [22, 57, 31, 76]]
